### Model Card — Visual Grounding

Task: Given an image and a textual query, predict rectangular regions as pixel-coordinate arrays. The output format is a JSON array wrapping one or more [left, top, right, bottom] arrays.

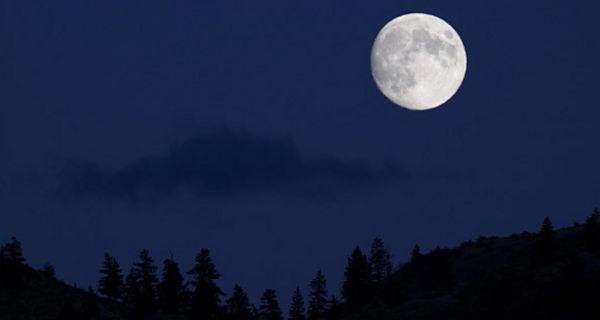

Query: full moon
[[371, 13, 467, 111]]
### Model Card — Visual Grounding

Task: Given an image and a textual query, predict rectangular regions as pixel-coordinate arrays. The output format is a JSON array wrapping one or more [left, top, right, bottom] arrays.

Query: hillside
[[0, 239, 121, 320], [344, 220, 600, 320], [1, 214, 600, 319]]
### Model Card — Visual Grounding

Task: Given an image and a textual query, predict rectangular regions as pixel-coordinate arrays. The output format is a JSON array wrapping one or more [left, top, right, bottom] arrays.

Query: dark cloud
[[59, 129, 409, 201]]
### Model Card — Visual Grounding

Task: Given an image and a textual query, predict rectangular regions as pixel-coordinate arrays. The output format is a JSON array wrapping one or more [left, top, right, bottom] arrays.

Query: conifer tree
[[288, 287, 305, 320], [188, 249, 224, 319], [584, 208, 600, 248], [259, 289, 283, 320], [538, 217, 557, 258], [537, 217, 556, 259], [125, 272, 141, 307], [98, 253, 124, 300], [125, 249, 158, 316], [540, 217, 555, 237], [342, 246, 370, 307], [586, 208, 600, 227], [158, 258, 185, 313], [41, 262, 56, 279], [0, 236, 26, 288], [369, 237, 392, 285], [307, 270, 328, 320], [0, 236, 25, 264], [226, 285, 253, 320], [410, 244, 422, 264]]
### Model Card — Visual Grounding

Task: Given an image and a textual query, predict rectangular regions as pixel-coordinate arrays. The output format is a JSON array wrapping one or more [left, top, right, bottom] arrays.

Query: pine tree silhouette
[[369, 237, 392, 285], [259, 289, 283, 320], [541, 217, 555, 237], [538, 217, 557, 258], [288, 287, 306, 320], [307, 270, 328, 320], [584, 208, 600, 249], [188, 249, 224, 319], [41, 262, 56, 279], [342, 246, 370, 307], [158, 258, 185, 313], [0, 236, 26, 288], [125, 249, 158, 318], [226, 284, 253, 320], [0, 236, 25, 264], [98, 252, 124, 300], [410, 244, 422, 264], [125, 272, 141, 308]]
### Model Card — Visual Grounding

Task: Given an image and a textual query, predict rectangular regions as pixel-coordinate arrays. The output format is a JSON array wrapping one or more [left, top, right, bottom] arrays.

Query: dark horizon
[[1, 211, 596, 306], [2, 0, 600, 309]]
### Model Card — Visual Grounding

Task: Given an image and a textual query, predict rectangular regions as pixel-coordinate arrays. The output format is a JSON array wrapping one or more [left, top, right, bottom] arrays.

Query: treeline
[[92, 237, 394, 320], [0, 235, 397, 320], [2, 210, 600, 320]]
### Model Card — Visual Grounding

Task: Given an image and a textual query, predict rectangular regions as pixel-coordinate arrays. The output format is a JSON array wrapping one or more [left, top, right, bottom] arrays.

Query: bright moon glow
[[371, 13, 467, 111]]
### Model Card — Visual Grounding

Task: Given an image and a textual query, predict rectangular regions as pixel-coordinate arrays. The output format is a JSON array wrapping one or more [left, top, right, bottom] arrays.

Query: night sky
[[1, 0, 599, 307]]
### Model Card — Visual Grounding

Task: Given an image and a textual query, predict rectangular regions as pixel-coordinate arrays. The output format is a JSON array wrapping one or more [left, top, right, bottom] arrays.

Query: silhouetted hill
[[0, 261, 122, 319], [2, 214, 600, 319], [342, 222, 600, 320]]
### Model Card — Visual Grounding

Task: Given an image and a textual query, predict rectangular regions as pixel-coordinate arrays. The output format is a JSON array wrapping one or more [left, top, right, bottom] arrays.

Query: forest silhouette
[[2, 210, 600, 319]]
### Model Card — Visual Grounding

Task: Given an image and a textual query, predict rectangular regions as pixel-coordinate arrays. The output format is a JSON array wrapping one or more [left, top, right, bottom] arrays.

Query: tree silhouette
[[307, 270, 328, 320], [158, 258, 185, 313], [410, 244, 422, 264], [259, 289, 283, 320], [188, 249, 224, 319], [41, 262, 56, 279], [342, 246, 370, 307], [4, 210, 600, 319], [98, 252, 124, 300], [0, 236, 26, 288], [288, 287, 306, 320], [369, 237, 392, 285], [226, 284, 253, 320], [584, 208, 600, 249], [125, 249, 158, 318], [538, 217, 557, 258], [541, 217, 555, 236], [0, 236, 25, 264]]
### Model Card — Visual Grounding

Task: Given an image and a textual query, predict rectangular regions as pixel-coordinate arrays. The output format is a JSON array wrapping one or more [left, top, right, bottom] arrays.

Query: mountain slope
[[0, 259, 121, 319], [343, 222, 600, 320], [2, 215, 600, 319]]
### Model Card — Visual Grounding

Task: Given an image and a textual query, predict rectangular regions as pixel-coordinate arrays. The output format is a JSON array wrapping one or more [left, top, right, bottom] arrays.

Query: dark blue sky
[[1, 0, 599, 308]]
